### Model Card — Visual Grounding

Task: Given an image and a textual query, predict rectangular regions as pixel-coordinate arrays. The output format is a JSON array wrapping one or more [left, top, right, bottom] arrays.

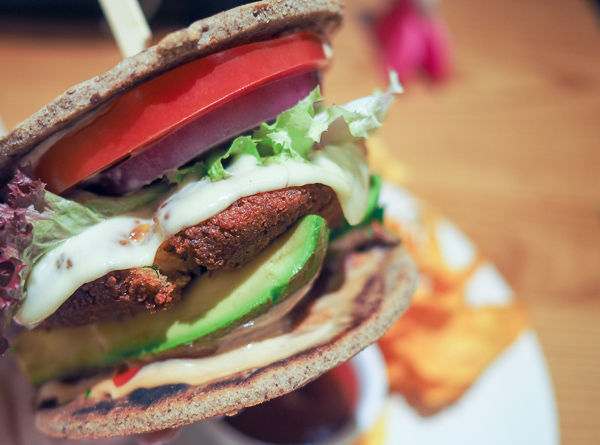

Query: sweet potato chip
[[380, 297, 527, 415], [378, 198, 528, 416]]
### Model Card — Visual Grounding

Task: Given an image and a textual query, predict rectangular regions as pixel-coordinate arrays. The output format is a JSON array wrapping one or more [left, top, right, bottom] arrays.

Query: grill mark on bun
[[72, 400, 116, 417], [126, 384, 190, 410]]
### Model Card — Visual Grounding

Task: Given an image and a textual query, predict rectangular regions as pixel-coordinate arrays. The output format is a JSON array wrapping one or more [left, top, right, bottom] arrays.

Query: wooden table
[[326, 1, 600, 443], [0, 1, 598, 444]]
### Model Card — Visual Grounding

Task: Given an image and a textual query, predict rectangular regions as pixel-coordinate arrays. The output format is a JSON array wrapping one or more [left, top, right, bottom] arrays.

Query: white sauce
[[18, 218, 162, 326], [157, 143, 369, 234], [92, 322, 335, 400], [16, 142, 369, 327]]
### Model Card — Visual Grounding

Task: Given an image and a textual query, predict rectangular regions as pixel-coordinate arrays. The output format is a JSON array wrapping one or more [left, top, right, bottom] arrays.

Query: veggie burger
[[0, 0, 416, 439]]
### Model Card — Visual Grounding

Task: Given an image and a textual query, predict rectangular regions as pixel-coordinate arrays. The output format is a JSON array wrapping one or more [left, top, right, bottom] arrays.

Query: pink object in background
[[374, 0, 453, 83]]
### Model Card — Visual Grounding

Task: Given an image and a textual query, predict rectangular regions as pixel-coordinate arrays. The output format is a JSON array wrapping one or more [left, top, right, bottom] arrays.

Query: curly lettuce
[[0, 170, 48, 355], [207, 72, 402, 181], [0, 173, 169, 354]]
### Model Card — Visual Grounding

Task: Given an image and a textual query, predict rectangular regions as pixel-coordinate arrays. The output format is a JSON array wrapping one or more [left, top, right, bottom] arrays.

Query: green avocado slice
[[14, 215, 328, 385]]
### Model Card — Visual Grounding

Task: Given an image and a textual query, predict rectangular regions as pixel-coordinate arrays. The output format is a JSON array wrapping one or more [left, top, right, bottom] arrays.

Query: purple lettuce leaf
[[0, 170, 48, 356]]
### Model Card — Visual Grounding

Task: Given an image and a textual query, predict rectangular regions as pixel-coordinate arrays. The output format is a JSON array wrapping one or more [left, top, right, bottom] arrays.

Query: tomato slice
[[91, 70, 321, 195], [34, 33, 328, 194], [112, 365, 142, 387]]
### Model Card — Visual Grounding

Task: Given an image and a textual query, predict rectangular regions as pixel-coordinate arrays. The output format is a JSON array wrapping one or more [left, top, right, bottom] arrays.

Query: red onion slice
[[89, 71, 321, 195]]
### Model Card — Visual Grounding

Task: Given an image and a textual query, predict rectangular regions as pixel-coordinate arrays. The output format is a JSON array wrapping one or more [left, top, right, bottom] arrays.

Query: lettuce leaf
[[0, 170, 48, 355], [207, 73, 402, 181], [0, 174, 169, 355], [68, 180, 172, 217]]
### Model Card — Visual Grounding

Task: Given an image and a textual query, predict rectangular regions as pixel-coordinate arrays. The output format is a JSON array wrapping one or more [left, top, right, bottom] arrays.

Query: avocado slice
[[14, 215, 328, 384]]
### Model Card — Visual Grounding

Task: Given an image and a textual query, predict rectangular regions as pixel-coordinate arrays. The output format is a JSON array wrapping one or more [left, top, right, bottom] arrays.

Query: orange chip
[[384, 207, 482, 294], [379, 304, 528, 415], [380, 202, 528, 416]]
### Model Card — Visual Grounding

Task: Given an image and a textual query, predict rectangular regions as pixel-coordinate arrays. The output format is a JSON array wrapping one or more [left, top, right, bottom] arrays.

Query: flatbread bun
[[35, 242, 416, 439], [0, 0, 343, 185]]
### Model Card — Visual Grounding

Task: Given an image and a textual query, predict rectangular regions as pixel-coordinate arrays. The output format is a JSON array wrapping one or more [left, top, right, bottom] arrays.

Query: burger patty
[[43, 184, 342, 329], [170, 184, 342, 271], [40, 267, 183, 329]]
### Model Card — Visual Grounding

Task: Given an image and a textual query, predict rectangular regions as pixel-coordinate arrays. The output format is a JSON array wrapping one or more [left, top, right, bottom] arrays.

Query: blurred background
[[0, 0, 599, 444]]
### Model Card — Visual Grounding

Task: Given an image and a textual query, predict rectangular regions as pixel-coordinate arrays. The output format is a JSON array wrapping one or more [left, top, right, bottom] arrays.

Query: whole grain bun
[[34, 242, 416, 439], [0, 0, 343, 186]]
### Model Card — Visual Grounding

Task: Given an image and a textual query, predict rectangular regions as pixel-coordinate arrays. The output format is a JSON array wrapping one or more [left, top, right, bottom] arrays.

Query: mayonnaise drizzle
[[16, 142, 369, 327]]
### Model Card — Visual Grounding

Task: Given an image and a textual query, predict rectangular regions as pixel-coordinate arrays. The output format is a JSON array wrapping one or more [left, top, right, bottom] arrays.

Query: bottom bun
[[35, 241, 416, 439]]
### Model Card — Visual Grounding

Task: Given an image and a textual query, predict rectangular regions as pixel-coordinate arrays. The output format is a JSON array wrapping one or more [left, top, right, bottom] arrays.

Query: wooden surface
[[0, 0, 599, 444], [325, 1, 600, 443]]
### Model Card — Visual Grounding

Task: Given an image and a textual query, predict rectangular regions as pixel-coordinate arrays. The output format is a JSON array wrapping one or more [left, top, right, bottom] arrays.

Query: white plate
[[375, 183, 560, 445]]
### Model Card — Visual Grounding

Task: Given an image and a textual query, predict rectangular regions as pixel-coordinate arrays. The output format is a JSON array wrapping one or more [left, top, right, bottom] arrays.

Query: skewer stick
[[98, 0, 152, 59]]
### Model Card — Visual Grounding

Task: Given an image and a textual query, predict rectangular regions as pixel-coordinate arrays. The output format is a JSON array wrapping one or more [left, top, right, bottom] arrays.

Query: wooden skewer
[[98, 0, 152, 59]]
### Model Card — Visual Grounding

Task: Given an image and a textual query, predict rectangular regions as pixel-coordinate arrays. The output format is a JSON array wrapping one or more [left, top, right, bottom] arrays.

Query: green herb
[[144, 265, 160, 278]]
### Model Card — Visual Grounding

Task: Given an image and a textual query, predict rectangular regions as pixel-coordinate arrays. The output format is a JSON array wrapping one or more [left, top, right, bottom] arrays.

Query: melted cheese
[[16, 143, 369, 327], [157, 143, 369, 234]]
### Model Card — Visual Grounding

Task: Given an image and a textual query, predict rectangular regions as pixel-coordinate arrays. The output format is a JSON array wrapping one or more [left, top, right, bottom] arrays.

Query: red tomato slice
[[34, 33, 328, 194], [112, 365, 142, 387], [91, 70, 321, 195]]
